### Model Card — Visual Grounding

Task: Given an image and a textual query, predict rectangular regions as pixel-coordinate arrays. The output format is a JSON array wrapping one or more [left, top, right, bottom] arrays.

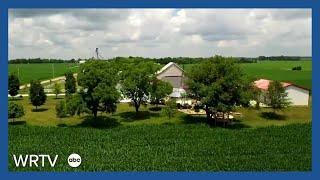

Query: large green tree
[[77, 61, 120, 118], [8, 74, 20, 98], [266, 80, 291, 113], [120, 61, 160, 112], [187, 55, 250, 125], [29, 80, 47, 110], [65, 71, 76, 96], [150, 78, 173, 106]]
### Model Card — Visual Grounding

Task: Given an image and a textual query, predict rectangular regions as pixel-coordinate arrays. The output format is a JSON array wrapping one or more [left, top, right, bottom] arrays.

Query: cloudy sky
[[9, 9, 311, 60]]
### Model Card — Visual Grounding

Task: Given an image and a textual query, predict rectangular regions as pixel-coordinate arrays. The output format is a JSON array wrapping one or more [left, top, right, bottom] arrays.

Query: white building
[[156, 62, 187, 98], [254, 79, 310, 106]]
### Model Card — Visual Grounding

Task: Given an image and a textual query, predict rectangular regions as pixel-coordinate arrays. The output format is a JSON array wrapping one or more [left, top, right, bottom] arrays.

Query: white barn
[[156, 62, 185, 88], [156, 62, 193, 104], [254, 79, 310, 106]]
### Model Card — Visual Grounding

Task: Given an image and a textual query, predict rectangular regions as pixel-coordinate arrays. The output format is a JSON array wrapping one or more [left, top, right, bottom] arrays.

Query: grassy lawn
[[8, 63, 79, 85], [182, 61, 312, 89], [9, 97, 311, 128], [9, 123, 311, 171]]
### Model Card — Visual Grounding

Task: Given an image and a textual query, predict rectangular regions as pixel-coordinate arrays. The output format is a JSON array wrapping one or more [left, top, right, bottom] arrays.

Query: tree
[[77, 61, 120, 118], [186, 55, 250, 125], [150, 79, 173, 106], [65, 71, 76, 96], [8, 74, 20, 98], [162, 99, 177, 119], [266, 81, 291, 113], [55, 101, 67, 118], [53, 82, 62, 99], [121, 61, 160, 113], [29, 80, 47, 110], [8, 102, 24, 122], [66, 93, 87, 116], [250, 84, 262, 109]]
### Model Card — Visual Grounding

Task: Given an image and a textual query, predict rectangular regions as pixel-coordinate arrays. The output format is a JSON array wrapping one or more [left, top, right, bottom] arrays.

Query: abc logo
[[67, 153, 81, 168]]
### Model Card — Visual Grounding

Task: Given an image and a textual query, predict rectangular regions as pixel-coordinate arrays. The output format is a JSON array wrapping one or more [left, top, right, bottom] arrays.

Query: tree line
[[9, 55, 311, 65], [9, 58, 78, 64]]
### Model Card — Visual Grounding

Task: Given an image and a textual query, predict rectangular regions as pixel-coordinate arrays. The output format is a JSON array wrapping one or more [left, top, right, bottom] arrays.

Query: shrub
[[292, 66, 302, 71], [162, 99, 177, 119], [194, 104, 201, 112], [55, 101, 67, 118], [8, 102, 25, 122], [53, 82, 62, 99], [66, 94, 87, 116]]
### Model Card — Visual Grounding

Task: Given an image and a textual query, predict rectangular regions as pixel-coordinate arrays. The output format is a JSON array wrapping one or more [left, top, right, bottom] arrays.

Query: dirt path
[[19, 73, 77, 89], [8, 93, 66, 97]]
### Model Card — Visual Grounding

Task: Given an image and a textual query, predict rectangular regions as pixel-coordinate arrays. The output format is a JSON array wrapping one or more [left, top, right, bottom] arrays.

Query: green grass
[[9, 97, 311, 128], [182, 61, 312, 89], [8, 123, 311, 171], [8, 63, 79, 84]]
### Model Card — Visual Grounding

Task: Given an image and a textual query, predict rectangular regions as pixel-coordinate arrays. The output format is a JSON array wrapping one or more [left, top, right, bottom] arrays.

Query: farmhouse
[[254, 79, 310, 106]]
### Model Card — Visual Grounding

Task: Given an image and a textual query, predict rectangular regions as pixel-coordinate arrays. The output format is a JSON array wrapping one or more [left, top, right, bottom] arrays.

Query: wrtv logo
[[13, 154, 58, 167]]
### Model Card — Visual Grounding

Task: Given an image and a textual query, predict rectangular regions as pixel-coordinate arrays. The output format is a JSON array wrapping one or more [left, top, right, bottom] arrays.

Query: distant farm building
[[157, 62, 187, 98], [254, 79, 310, 106]]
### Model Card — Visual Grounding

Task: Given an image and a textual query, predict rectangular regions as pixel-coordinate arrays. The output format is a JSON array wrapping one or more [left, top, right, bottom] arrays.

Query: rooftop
[[254, 79, 291, 90]]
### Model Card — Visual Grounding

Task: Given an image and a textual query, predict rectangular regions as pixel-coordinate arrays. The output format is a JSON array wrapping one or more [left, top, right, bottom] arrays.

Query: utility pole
[[95, 48, 99, 60], [18, 66, 20, 80], [52, 63, 55, 79]]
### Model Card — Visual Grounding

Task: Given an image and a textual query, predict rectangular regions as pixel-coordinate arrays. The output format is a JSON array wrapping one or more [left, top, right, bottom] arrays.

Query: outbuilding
[[254, 79, 310, 106]]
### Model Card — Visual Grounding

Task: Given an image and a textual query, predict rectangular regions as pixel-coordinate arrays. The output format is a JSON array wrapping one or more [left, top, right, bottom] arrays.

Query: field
[[8, 63, 79, 84], [9, 123, 311, 171], [182, 61, 312, 89]]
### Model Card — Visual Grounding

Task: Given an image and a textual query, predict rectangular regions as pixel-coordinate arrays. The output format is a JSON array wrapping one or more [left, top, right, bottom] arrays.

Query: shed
[[254, 79, 310, 106]]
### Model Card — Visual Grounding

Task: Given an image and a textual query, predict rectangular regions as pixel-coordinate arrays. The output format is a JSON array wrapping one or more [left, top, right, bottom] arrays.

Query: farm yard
[[8, 58, 312, 171]]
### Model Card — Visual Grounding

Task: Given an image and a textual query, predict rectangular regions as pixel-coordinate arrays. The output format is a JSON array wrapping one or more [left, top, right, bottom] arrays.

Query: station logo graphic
[[67, 153, 81, 168]]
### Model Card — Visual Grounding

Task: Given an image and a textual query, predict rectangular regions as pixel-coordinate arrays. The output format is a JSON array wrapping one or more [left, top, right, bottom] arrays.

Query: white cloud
[[9, 8, 311, 59]]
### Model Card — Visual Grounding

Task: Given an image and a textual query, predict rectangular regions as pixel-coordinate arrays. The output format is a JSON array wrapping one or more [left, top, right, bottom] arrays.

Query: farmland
[[8, 63, 79, 84], [182, 61, 312, 89], [8, 59, 312, 171], [9, 123, 311, 171]]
